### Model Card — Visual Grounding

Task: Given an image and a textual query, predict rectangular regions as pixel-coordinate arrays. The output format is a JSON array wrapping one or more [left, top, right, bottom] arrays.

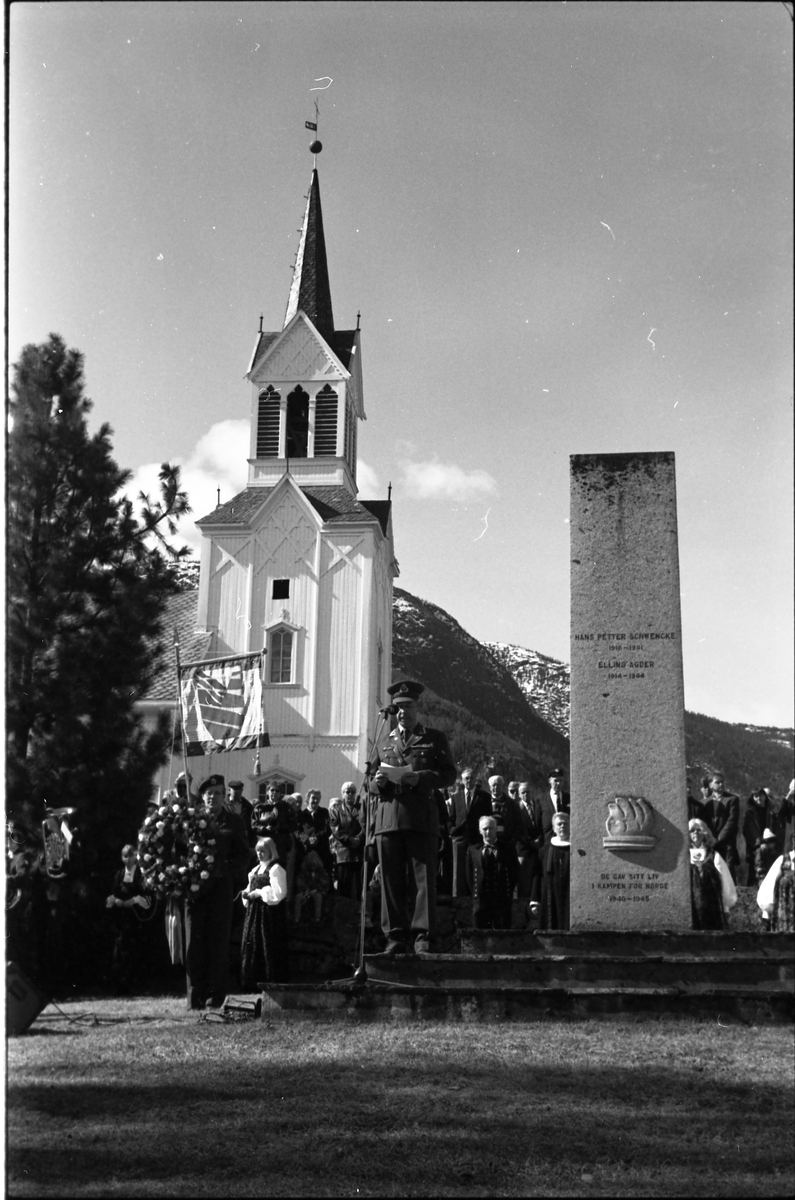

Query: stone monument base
[[261, 926, 793, 1026]]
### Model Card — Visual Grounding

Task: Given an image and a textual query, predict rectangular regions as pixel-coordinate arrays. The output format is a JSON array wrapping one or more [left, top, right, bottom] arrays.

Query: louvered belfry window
[[314, 385, 338, 456], [286, 386, 310, 458], [257, 387, 280, 457]]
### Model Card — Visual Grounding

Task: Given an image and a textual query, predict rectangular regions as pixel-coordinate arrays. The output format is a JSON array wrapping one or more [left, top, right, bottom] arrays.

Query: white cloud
[[126, 427, 390, 552], [125, 419, 250, 553], [356, 457, 381, 497], [400, 457, 498, 501]]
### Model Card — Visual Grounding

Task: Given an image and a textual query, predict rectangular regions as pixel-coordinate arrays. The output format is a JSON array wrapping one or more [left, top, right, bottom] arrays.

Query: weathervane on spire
[[306, 77, 332, 162]]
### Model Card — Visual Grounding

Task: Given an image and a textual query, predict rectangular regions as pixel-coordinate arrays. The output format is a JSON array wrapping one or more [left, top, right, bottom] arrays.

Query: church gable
[[253, 486, 319, 576], [250, 315, 347, 387]]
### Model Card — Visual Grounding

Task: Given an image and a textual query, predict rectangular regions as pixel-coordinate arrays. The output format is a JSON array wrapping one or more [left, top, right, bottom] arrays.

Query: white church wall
[[209, 555, 251, 656], [315, 536, 370, 736]]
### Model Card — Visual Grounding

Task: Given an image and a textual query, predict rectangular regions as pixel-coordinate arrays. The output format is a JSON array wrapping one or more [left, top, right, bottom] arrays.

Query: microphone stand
[[328, 706, 417, 991]]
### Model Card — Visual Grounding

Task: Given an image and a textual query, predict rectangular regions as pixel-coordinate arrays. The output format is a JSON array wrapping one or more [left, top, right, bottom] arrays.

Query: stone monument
[[570, 452, 690, 930]]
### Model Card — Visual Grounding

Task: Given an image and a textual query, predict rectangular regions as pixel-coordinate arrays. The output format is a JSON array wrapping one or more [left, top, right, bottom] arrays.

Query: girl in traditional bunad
[[240, 838, 288, 987]]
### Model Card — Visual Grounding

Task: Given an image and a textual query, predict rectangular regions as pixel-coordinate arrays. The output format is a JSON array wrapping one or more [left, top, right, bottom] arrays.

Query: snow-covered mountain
[[484, 642, 571, 738]]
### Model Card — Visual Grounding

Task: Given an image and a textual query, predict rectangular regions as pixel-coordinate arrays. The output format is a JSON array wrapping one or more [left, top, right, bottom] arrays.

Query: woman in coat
[[329, 788, 364, 900]]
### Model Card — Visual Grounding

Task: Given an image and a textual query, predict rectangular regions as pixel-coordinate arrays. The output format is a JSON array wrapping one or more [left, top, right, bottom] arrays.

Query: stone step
[[363, 951, 794, 988], [259, 980, 794, 1024], [459, 928, 795, 957]]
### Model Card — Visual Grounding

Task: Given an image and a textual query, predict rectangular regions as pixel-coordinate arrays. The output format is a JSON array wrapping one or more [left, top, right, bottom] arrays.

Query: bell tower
[[245, 168, 364, 498]]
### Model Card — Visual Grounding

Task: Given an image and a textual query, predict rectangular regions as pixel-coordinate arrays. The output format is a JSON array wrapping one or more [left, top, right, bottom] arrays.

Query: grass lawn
[[6, 996, 795, 1197]]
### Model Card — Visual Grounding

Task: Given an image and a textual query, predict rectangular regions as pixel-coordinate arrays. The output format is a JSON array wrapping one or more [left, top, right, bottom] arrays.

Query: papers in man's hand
[[377, 763, 414, 783]]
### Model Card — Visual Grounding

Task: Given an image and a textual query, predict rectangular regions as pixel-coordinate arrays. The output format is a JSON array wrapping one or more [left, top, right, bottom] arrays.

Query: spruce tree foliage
[[7, 334, 191, 860]]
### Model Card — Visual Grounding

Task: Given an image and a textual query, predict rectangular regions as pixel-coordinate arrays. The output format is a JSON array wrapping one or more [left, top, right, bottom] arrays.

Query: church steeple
[[245, 158, 365, 498], [283, 169, 334, 341]]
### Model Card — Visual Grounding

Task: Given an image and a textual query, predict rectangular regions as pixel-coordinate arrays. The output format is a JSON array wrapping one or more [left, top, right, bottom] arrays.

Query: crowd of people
[[104, 678, 794, 1008]]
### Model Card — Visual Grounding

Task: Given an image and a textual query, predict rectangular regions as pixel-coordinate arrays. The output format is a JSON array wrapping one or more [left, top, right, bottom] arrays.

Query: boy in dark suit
[[467, 815, 519, 930]]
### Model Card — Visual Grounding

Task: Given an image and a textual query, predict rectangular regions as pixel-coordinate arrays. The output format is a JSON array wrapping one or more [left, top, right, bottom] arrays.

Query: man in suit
[[701, 773, 740, 882], [369, 679, 456, 954], [538, 767, 571, 847], [488, 775, 524, 848], [467, 815, 519, 930], [447, 766, 492, 897], [743, 786, 776, 886], [515, 780, 542, 903], [227, 780, 255, 847]]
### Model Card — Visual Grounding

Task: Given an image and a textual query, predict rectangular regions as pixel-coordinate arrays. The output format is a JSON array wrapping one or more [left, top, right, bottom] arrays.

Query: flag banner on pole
[[179, 652, 269, 756]]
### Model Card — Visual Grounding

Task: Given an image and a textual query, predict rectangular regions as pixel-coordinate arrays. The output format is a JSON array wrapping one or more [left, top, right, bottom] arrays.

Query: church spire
[[283, 169, 335, 341]]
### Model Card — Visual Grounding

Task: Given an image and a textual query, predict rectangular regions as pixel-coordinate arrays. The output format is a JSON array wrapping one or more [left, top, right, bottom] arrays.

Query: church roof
[[248, 327, 357, 378], [144, 588, 211, 703], [283, 169, 334, 341], [197, 486, 391, 536]]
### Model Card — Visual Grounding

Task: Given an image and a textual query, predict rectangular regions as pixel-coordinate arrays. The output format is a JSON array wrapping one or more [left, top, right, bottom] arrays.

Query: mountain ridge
[[393, 586, 793, 798]]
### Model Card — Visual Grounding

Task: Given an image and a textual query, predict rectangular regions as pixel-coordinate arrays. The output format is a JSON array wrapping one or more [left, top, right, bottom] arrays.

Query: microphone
[[379, 704, 398, 716]]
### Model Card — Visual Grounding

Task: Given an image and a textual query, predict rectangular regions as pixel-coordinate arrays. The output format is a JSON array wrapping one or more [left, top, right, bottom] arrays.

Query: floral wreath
[[137, 799, 220, 901]]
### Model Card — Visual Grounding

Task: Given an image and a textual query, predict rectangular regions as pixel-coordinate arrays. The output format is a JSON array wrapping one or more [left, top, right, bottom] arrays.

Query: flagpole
[[253, 645, 267, 782], [174, 630, 193, 801]]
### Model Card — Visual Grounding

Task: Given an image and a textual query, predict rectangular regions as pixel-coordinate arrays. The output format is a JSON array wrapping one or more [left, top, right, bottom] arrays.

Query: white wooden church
[[139, 164, 398, 804]]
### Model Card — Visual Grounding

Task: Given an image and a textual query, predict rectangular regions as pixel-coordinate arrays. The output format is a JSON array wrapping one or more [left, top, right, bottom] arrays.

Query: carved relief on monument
[[603, 796, 656, 851]]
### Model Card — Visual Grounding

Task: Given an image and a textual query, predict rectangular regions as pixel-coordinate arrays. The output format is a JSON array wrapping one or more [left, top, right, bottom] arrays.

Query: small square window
[[272, 579, 290, 600]]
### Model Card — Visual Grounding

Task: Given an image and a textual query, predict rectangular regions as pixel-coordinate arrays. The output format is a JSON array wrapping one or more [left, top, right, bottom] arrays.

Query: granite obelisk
[[570, 452, 690, 930]]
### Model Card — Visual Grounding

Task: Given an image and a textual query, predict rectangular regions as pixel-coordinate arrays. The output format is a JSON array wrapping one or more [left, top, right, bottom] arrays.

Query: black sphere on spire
[[309, 139, 322, 154]]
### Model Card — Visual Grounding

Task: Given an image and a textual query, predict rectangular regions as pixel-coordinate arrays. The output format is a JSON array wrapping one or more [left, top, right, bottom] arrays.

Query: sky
[[9, 1, 794, 729]]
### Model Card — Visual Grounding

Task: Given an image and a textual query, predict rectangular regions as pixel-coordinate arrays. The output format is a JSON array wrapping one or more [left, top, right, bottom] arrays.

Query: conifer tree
[[7, 334, 191, 858]]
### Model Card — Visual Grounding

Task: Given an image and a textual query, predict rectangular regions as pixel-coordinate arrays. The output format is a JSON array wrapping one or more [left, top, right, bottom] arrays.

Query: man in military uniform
[[369, 680, 456, 955], [184, 774, 250, 1011]]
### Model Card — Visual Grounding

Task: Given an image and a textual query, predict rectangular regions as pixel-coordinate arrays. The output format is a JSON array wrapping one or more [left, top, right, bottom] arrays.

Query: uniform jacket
[[211, 808, 251, 893], [370, 723, 457, 835]]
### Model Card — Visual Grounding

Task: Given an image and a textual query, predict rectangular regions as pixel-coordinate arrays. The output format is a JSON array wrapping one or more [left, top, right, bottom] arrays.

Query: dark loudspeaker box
[[6, 962, 50, 1035]]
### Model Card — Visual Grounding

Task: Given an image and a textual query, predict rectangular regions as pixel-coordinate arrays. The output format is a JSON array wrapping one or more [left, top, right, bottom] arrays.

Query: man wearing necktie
[[447, 767, 491, 897], [467, 815, 519, 929], [370, 679, 456, 954]]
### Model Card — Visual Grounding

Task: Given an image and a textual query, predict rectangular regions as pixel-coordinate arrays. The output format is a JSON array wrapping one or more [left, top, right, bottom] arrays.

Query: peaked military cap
[[228, 780, 245, 789], [548, 767, 565, 780], [198, 773, 225, 794], [388, 679, 425, 703]]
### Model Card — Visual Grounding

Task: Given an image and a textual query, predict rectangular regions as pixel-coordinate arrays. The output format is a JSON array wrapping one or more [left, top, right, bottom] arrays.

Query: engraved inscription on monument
[[570, 452, 691, 931]]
